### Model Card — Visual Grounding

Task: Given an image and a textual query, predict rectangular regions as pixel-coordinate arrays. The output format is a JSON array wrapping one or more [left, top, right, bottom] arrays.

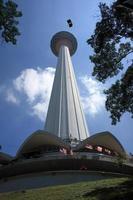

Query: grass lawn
[[0, 177, 133, 200]]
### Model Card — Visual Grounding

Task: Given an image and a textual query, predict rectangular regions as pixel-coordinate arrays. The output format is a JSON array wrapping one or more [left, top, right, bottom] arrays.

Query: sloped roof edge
[[16, 130, 70, 157], [0, 152, 13, 162], [75, 131, 126, 157]]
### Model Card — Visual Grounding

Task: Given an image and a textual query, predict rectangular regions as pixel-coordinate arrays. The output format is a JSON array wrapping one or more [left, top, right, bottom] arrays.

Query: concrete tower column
[[44, 31, 89, 144]]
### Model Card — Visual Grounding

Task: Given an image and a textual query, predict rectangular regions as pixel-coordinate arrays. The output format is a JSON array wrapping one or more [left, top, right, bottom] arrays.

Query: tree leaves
[[0, 0, 22, 44], [105, 64, 133, 124], [88, 1, 133, 124]]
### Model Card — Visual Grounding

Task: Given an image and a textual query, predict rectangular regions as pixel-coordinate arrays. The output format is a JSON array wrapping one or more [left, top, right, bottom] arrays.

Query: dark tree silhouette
[[87, 0, 133, 124], [0, 0, 22, 44]]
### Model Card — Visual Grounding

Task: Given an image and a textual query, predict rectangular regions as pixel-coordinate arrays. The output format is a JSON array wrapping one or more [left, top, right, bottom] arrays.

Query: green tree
[[0, 0, 22, 45], [87, 0, 133, 125]]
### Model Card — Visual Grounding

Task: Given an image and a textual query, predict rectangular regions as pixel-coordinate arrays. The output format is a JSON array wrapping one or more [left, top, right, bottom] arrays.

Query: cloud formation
[[80, 76, 106, 115], [5, 67, 106, 121], [5, 89, 19, 105], [6, 67, 55, 121]]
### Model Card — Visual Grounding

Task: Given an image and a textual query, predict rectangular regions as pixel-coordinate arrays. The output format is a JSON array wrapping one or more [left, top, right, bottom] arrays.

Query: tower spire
[[44, 31, 89, 144]]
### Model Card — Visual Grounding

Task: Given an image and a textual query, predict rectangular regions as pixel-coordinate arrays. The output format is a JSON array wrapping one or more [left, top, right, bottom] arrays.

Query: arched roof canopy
[[16, 130, 70, 158], [75, 131, 126, 157], [0, 152, 13, 164]]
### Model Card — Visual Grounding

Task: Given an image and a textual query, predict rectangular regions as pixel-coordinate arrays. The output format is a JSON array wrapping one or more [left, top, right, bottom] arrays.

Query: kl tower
[[45, 31, 89, 145], [0, 31, 129, 193]]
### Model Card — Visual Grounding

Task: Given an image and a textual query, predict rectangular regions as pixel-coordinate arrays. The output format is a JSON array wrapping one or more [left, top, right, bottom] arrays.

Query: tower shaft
[[45, 45, 89, 142]]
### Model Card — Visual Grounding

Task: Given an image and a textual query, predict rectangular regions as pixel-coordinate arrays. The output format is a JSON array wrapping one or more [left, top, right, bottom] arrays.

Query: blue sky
[[0, 0, 133, 156]]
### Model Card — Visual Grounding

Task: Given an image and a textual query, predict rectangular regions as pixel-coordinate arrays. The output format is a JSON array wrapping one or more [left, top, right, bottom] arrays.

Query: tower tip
[[51, 31, 77, 56]]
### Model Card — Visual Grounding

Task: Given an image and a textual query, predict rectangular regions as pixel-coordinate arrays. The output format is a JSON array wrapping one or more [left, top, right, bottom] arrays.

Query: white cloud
[[6, 67, 55, 121], [5, 89, 19, 105], [80, 76, 106, 115], [32, 102, 47, 121], [14, 67, 55, 103]]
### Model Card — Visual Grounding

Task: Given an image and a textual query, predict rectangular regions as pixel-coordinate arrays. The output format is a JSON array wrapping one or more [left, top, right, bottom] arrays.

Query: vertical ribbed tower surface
[[44, 31, 89, 144]]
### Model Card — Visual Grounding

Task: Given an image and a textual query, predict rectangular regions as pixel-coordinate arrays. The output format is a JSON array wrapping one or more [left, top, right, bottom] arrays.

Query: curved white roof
[[16, 131, 126, 158], [0, 152, 13, 164], [75, 131, 126, 157], [16, 130, 70, 157]]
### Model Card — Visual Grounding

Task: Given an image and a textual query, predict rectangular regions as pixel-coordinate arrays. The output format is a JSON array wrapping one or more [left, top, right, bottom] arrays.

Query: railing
[[1, 151, 133, 167], [13, 152, 117, 164]]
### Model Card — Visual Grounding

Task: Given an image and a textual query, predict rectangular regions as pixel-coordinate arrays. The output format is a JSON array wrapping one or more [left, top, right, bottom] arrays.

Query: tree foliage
[[0, 0, 22, 44], [87, 0, 133, 124]]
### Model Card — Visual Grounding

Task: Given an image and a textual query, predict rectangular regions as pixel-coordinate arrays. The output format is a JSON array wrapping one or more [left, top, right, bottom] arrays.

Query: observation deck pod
[[51, 31, 77, 56]]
